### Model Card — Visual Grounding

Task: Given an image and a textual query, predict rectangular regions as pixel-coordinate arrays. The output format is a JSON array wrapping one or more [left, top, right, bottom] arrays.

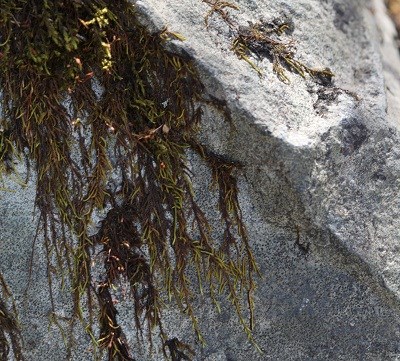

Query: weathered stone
[[1, 0, 400, 359]]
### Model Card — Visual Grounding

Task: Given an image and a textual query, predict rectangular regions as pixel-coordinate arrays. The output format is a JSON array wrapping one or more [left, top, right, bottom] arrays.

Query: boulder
[[1, 0, 400, 359]]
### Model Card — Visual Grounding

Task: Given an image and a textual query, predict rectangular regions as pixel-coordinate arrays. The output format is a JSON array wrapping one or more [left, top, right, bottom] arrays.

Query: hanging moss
[[0, 275, 23, 361], [0, 1, 258, 360]]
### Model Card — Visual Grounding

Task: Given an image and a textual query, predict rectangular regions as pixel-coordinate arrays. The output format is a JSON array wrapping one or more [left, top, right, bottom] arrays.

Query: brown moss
[[233, 20, 334, 84], [0, 1, 257, 360], [0, 275, 23, 361], [202, 1, 334, 83]]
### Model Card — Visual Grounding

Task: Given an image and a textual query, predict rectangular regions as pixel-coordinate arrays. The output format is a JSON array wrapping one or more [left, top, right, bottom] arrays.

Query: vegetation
[[232, 20, 333, 84], [0, 1, 257, 360], [204, 0, 334, 83], [0, 274, 22, 361]]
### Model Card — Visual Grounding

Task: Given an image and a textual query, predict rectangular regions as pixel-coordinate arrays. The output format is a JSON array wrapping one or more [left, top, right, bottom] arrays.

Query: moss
[[0, 275, 23, 361], [203, 1, 334, 83], [203, 0, 240, 28], [233, 20, 334, 84], [0, 1, 257, 360]]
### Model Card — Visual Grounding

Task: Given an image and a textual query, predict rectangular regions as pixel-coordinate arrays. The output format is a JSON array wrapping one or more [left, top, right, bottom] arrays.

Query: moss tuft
[[202, 1, 334, 83], [233, 19, 334, 84]]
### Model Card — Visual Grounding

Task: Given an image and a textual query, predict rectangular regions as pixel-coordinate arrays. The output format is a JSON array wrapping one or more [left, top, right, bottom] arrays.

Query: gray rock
[[1, 0, 400, 360]]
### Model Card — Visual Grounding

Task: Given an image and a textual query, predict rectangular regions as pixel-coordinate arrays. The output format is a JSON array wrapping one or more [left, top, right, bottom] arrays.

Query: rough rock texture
[[2, 0, 400, 360]]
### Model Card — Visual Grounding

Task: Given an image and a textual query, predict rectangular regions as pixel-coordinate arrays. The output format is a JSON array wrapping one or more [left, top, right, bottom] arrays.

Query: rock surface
[[2, 0, 400, 360]]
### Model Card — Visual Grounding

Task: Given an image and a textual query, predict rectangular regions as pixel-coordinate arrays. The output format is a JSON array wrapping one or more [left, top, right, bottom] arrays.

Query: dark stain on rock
[[313, 88, 341, 116], [372, 170, 387, 181], [312, 87, 359, 116], [333, 2, 359, 33], [340, 118, 369, 156]]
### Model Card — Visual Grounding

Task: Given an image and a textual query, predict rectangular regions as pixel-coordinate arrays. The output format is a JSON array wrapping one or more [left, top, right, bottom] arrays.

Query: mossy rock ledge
[[1, 0, 400, 360]]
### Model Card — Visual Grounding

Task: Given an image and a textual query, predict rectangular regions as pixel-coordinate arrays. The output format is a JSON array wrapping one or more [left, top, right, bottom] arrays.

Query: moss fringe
[[0, 1, 258, 360]]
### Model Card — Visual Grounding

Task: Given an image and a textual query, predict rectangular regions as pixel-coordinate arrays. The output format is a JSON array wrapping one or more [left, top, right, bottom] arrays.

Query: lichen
[[0, 1, 257, 360]]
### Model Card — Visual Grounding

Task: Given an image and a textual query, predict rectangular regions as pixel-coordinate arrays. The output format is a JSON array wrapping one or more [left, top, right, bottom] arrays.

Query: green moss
[[0, 1, 257, 360]]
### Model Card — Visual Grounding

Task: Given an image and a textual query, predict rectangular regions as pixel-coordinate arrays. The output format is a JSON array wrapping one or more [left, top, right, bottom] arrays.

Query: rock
[[1, 0, 400, 360]]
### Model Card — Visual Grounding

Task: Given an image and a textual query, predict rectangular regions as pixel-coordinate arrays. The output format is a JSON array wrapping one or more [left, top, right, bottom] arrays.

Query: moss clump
[[202, 1, 334, 83], [0, 1, 257, 360], [233, 19, 334, 84]]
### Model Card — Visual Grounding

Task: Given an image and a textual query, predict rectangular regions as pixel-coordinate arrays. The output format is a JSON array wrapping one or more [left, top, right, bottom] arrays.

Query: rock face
[[1, 0, 400, 360]]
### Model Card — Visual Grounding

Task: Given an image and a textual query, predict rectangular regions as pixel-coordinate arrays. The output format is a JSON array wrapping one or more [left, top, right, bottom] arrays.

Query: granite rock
[[1, 0, 400, 360]]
